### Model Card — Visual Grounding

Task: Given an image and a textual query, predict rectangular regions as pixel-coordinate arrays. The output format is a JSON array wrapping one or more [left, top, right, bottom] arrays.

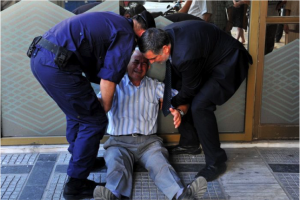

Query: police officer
[[29, 11, 155, 199]]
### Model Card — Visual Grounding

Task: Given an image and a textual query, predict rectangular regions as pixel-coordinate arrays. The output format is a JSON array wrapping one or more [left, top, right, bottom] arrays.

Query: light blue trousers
[[103, 135, 183, 200]]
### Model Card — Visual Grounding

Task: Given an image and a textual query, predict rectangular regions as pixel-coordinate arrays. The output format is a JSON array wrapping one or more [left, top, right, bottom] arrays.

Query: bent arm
[[100, 79, 116, 113], [179, 0, 192, 13]]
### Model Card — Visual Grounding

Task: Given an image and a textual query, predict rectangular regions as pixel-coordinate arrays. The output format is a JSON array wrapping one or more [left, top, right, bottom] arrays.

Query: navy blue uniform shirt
[[42, 12, 136, 84]]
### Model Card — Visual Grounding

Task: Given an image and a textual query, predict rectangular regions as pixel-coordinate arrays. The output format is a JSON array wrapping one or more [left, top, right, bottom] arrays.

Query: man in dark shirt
[[138, 21, 252, 182], [29, 11, 155, 199]]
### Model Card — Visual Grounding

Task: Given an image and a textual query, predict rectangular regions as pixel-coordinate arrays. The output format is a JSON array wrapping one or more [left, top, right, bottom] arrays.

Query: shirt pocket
[[142, 87, 159, 119]]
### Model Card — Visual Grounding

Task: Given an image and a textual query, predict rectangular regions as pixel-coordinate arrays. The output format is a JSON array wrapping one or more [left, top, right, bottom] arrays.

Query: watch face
[[180, 110, 184, 116], [177, 109, 184, 116]]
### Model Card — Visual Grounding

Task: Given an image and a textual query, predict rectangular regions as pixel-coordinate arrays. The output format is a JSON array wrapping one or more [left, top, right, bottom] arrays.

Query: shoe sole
[[190, 176, 207, 200], [93, 186, 116, 200]]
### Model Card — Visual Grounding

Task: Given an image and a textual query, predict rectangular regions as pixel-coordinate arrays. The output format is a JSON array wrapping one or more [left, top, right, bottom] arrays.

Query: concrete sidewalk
[[1, 142, 299, 200]]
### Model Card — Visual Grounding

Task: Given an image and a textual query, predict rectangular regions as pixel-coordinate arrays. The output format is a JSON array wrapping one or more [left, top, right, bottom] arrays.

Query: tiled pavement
[[1, 147, 299, 200]]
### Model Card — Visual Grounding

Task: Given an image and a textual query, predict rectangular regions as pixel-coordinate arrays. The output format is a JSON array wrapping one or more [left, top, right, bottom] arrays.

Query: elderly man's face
[[127, 50, 149, 82]]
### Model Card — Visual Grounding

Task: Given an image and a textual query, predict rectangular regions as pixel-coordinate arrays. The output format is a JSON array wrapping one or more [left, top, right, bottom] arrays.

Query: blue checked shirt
[[98, 74, 178, 135]]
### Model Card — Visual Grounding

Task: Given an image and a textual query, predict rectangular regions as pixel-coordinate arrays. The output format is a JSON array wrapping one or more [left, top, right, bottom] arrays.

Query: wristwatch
[[175, 109, 185, 117]]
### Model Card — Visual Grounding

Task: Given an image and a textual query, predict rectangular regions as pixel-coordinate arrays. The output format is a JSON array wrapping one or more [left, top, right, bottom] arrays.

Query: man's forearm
[[202, 13, 212, 22], [179, 0, 192, 13], [100, 79, 116, 113]]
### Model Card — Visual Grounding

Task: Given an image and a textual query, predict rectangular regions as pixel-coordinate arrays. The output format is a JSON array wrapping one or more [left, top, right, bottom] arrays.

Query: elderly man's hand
[[170, 108, 181, 128], [159, 98, 163, 110]]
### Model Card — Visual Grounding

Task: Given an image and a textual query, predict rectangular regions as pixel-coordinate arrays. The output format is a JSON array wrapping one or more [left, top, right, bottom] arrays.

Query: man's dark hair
[[127, 4, 146, 17], [132, 10, 156, 30], [138, 28, 170, 54]]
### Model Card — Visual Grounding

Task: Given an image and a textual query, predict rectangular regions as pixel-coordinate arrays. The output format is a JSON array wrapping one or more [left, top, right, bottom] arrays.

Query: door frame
[[253, 1, 299, 140]]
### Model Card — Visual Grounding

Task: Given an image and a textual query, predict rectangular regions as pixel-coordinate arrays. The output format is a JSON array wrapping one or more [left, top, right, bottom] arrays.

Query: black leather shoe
[[63, 177, 97, 199], [195, 162, 227, 182], [169, 145, 202, 155], [93, 157, 105, 169]]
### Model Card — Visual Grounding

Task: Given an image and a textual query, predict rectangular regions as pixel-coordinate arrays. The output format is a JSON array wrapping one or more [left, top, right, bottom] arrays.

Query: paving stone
[[37, 154, 58, 162], [275, 173, 299, 200], [259, 148, 299, 164], [18, 186, 45, 200], [26, 161, 55, 187], [269, 164, 299, 173], [1, 154, 38, 165], [170, 154, 205, 164], [2, 148, 298, 200], [1, 165, 33, 174], [1, 175, 27, 200]]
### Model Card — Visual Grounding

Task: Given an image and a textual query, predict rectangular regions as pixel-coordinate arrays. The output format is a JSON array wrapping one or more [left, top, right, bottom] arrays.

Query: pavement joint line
[[1, 141, 299, 153]]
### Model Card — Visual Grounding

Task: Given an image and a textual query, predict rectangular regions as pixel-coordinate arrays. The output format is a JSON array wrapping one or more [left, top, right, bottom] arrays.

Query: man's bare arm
[[179, 0, 192, 13], [100, 79, 116, 113]]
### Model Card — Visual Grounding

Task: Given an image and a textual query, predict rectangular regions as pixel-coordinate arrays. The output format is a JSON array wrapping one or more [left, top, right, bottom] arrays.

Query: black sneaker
[[63, 177, 97, 200], [169, 145, 202, 155], [178, 176, 207, 200], [93, 186, 118, 200], [195, 162, 227, 182]]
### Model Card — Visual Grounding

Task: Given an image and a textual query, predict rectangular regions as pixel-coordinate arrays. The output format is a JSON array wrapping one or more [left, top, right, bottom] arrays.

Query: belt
[[113, 134, 155, 137], [36, 37, 73, 70], [37, 37, 60, 54]]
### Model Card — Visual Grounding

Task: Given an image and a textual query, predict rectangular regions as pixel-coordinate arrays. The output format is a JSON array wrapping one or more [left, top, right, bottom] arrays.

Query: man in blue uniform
[[138, 21, 252, 182], [28, 11, 155, 199]]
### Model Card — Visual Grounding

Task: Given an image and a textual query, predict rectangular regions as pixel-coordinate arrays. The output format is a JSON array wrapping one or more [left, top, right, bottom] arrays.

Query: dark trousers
[[276, 24, 284, 42], [171, 68, 199, 147], [30, 48, 108, 179], [178, 109, 199, 147], [181, 49, 249, 166], [265, 24, 278, 55]]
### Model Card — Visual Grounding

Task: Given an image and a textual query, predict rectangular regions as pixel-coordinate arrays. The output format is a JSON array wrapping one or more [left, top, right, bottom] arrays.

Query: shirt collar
[[124, 73, 147, 87]]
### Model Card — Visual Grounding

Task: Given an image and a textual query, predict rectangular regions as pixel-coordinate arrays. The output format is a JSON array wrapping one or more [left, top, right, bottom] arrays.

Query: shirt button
[[77, 116, 80, 119], [99, 56, 102, 59], [80, 32, 82, 36]]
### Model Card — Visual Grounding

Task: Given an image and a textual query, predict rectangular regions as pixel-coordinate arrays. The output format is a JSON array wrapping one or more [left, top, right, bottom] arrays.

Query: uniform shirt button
[[80, 32, 82, 36]]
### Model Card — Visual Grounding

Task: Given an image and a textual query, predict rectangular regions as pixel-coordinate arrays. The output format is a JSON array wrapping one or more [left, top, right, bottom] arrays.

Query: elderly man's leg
[[139, 136, 206, 200], [94, 140, 135, 199]]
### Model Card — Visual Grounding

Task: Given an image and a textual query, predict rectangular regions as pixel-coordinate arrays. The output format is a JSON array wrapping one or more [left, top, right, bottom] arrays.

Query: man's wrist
[[175, 108, 185, 117]]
